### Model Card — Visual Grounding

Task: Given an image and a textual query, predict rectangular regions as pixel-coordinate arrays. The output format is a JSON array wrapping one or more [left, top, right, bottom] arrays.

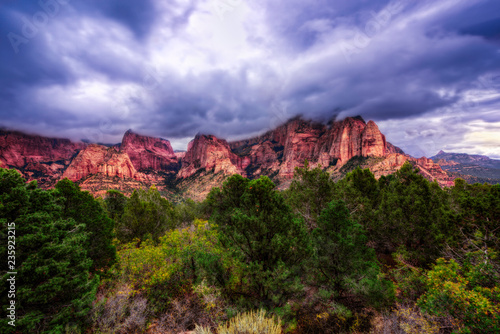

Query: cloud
[[0, 0, 499, 157]]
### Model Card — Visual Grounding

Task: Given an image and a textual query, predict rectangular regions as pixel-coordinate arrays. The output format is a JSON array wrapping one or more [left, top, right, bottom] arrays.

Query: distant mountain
[[430, 150, 500, 184]]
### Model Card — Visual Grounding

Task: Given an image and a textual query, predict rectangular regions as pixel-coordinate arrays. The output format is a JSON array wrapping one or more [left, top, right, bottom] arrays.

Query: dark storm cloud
[[0, 0, 499, 156], [76, 0, 158, 39]]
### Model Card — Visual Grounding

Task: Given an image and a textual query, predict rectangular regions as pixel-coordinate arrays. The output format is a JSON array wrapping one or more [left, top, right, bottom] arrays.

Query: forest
[[0, 161, 499, 334]]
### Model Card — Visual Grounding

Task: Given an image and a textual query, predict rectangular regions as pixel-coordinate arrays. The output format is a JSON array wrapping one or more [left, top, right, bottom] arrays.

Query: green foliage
[[335, 167, 381, 244], [55, 178, 116, 271], [418, 256, 500, 333], [449, 180, 500, 254], [118, 219, 228, 311], [117, 185, 176, 243], [286, 161, 335, 229], [312, 200, 394, 308], [207, 175, 312, 307], [174, 198, 209, 226], [104, 189, 127, 221], [374, 162, 449, 265], [0, 168, 99, 333]]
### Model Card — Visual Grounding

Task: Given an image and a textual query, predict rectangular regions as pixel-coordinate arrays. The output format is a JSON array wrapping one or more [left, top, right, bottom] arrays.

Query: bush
[[418, 258, 500, 333], [295, 304, 372, 334], [372, 303, 441, 334], [215, 309, 281, 334], [91, 285, 149, 334], [155, 292, 219, 333]]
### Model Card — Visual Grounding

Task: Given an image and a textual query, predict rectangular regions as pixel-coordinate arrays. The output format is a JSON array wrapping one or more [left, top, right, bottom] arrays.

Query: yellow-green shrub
[[418, 258, 500, 333], [216, 309, 282, 334], [117, 219, 238, 311]]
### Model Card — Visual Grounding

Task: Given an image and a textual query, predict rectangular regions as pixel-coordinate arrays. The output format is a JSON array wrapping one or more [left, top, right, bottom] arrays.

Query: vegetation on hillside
[[1, 162, 499, 333]]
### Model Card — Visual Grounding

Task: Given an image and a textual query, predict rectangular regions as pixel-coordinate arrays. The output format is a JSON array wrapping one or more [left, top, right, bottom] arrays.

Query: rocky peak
[[178, 134, 242, 178], [361, 120, 387, 157], [121, 130, 178, 171]]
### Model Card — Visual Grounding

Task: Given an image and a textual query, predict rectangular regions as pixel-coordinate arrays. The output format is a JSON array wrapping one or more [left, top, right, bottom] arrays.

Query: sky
[[1, 0, 500, 158]]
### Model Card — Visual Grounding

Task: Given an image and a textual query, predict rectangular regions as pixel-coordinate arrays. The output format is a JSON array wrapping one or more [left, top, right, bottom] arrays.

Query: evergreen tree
[[207, 175, 312, 307], [312, 200, 394, 308], [55, 179, 116, 271], [104, 189, 127, 221], [374, 162, 448, 265], [0, 169, 98, 333], [286, 161, 335, 229], [117, 185, 176, 243]]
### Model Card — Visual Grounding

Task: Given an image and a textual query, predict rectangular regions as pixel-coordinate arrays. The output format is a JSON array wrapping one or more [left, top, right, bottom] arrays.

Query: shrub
[[372, 303, 441, 334], [216, 309, 281, 334], [418, 258, 500, 333], [91, 285, 150, 334], [155, 292, 219, 333]]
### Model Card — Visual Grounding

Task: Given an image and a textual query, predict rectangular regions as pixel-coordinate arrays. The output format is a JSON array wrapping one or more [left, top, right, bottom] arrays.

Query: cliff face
[[368, 153, 455, 187], [0, 130, 85, 168], [228, 116, 391, 178], [0, 130, 86, 185], [63, 144, 138, 182], [121, 130, 179, 171], [178, 134, 242, 178]]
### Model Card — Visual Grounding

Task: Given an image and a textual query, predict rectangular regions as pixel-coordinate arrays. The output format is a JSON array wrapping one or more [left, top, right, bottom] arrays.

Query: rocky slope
[[178, 134, 242, 178], [229, 116, 403, 179]]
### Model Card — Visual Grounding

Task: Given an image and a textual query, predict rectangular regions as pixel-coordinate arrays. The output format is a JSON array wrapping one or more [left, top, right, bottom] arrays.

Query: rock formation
[[0, 129, 85, 168], [0, 116, 463, 198], [178, 134, 242, 178], [0, 129, 86, 185], [229, 116, 393, 178], [63, 144, 138, 181], [121, 130, 178, 171]]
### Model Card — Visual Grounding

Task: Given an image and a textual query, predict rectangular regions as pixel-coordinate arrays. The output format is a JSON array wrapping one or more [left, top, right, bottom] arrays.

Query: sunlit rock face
[[120, 130, 179, 171], [62, 144, 139, 181], [0, 129, 85, 169], [178, 134, 242, 178], [229, 116, 392, 178]]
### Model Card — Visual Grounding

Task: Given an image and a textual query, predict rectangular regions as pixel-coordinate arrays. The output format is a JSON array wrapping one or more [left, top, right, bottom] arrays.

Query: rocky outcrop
[[361, 120, 387, 157], [368, 153, 455, 187], [63, 144, 138, 182], [121, 130, 178, 171], [178, 134, 242, 178]]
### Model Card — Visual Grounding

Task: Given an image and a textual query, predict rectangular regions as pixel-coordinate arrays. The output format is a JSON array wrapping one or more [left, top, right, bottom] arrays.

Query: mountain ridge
[[0, 117, 483, 199]]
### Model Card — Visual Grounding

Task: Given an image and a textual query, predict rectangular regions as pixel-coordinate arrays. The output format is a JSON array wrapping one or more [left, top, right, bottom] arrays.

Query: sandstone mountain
[[0, 117, 462, 199], [0, 129, 86, 186], [121, 130, 179, 171]]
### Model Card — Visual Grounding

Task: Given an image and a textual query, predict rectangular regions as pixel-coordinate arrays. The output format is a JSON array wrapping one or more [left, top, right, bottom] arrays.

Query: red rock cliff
[[178, 134, 242, 178], [121, 130, 178, 171], [229, 116, 392, 178], [0, 129, 85, 168], [63, 144, 138, 181]]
